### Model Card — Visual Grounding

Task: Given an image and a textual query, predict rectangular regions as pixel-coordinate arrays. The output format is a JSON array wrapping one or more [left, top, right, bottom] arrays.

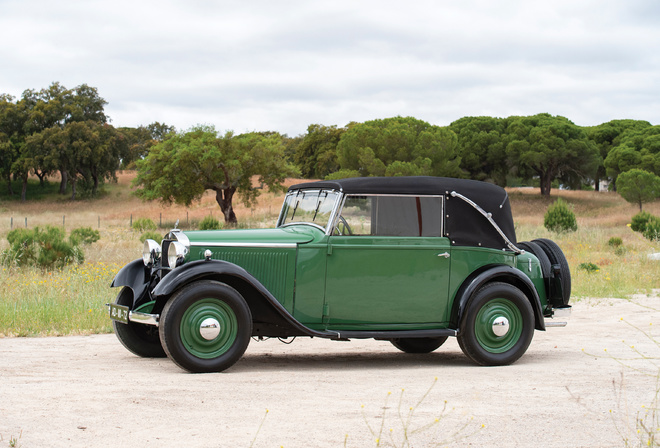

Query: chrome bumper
[[545, 306, 571, 328], [129, 311, 159, 326]]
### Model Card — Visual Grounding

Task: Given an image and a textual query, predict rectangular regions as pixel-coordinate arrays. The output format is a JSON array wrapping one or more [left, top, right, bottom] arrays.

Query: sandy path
[[1, 294, 659, 448]]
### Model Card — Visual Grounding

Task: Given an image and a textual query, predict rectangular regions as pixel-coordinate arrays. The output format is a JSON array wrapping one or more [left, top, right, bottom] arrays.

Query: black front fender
[[452, 265, 545, 331], [110, 258, 151, 308]]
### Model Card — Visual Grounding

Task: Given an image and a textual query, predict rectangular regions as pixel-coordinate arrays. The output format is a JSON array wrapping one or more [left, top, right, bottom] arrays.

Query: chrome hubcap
[[492, 316, 510, 337], [199, 318, 221, 340]]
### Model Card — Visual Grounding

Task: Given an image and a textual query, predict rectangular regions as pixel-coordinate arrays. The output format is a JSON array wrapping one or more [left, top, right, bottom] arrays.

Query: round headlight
[[142, 239, 161, 266], [168, 241, 188, 268]]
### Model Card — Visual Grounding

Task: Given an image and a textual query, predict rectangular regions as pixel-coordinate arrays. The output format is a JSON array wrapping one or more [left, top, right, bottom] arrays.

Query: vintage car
[[109, 176, 571, 373]]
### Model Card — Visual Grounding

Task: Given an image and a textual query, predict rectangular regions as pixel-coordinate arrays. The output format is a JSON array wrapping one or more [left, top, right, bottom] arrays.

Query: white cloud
[[1, 0, 658, 135]]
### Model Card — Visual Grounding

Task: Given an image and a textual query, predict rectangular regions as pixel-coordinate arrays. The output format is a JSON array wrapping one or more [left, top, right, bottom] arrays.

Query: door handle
[[437, 252, 450, 258]]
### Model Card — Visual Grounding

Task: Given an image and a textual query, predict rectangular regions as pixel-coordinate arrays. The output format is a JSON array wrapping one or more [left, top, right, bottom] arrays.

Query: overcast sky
[[1, 0, 658, 136]]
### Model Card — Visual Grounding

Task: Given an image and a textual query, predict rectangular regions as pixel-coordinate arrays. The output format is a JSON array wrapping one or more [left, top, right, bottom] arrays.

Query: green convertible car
[[109, 176, 571, 373]]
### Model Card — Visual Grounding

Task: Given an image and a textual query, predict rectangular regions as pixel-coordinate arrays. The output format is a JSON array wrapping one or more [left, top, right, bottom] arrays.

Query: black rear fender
[[451, 265, 546, 331]]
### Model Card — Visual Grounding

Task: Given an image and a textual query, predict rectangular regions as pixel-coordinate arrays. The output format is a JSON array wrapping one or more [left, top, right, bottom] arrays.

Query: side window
[[337, 195, 443, 237]]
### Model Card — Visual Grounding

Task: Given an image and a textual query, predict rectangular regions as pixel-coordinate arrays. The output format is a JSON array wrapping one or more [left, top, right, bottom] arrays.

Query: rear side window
[[339, 195, 443, 237]]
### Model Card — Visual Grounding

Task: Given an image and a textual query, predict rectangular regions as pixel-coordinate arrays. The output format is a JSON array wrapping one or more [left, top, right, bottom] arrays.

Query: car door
[[322, 195, 451, 328]]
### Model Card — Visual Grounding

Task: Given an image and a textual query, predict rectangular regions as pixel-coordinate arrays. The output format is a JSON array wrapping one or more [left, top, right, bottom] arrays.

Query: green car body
[[110, 176, 571, 372]]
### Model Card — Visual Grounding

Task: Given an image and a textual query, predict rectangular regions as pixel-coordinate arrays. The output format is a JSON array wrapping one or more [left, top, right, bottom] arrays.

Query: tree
[[506, 114, 599, 196], [616, 169, 660, 211], [134, 126, 298, 224], [294, 124, 345, 178], [335, 116, 463, 179], [605, 125, 660, 190], [587, 120, 651, 191], [449, 116, 510, 186]]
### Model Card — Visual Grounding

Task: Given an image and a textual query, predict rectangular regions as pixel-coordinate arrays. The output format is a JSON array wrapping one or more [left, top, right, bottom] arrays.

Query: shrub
[[578, 262, 599, 273], [3, 226, 85, 269], [199, 215, 222, 230], [140, 231, 163, 243], [631, 211, 653, 233], [544, 198, 577, 233], [132, 218, 157, 232], [643, 216, 660, 241], [69, 227, 101, 246], [607, 237, 623, 248]]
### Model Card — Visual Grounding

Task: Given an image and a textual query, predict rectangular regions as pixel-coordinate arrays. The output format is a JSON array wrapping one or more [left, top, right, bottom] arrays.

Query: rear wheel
[[533, 238, 572, 305], [390, 337, 448, 353], [159, 280, 252, 373], [458, 282, 534, 366], [112, 287, 166, 358]]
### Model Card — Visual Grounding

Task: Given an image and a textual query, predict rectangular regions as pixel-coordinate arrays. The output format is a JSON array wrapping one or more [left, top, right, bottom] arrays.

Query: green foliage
[[69, 227, 100, 246], [578, 262, 600, 273], [335, 116, 464, 179], [544, 198, 578, 233], [2, 226, 88, 269], [140, 231, 163, 243], [616, 169, 660, 211], [295, 124, 344, 178], [604, 124, 660, 181], [506, 114, 600, 196], [134, 126, 297, 224], [198, 215, 223, 230], [643, 216, 660, 241], [631, 211, 653, 233], [132, 218, 157, 232], [607, 237, 623, 248]]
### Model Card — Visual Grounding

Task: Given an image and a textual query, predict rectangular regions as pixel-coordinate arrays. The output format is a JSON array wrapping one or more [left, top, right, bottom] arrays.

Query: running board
[[324, 329, 458, 341]]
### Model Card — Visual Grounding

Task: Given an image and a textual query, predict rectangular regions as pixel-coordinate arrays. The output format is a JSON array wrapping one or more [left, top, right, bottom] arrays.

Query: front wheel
[[390, 337, 448, 353], [457, 282, 534, 366], [112, 287, 166, 358], [159, 280, 252, 373]]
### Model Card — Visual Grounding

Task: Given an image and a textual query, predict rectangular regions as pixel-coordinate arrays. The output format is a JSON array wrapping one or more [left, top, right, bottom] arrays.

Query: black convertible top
[[289, 177, 517, 250]]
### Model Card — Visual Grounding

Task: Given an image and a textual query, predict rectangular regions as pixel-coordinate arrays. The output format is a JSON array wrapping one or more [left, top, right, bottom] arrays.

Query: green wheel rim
[[180, 298, 238, 359], [474, 298, 523, 354]]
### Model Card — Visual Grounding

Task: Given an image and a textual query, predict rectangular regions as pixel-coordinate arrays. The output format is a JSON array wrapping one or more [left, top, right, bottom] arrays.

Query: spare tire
[[533, 238, 571, 306], [518, 241, 552, 282]]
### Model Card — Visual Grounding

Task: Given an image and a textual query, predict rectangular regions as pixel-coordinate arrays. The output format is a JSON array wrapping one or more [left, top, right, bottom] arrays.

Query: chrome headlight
[[142, 239, 161, 266], [168, 241, 188, 268]]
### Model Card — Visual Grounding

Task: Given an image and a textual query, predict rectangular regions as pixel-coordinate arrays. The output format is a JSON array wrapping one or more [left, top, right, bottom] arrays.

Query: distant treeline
[[2, 82, 658, 201]]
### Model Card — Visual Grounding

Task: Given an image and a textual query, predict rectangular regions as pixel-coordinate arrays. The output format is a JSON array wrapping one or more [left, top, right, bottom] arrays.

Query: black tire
[[517, 241, 552, 281], [390, 337, 448, 353], [457, 282, 534, 366], [112, 287, 166, 358], [533, 238, 572, 305], [159, 280, 252, 373]]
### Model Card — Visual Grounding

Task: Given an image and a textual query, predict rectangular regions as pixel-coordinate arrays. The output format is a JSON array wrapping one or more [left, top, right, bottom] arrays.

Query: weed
[[578, 262, 600, 273], [352, 378, 478, 447], [199, 215, 223, 230], [140, 231, 163, 243], [131, 217, 157, 232], [608, 237, 623, 248]]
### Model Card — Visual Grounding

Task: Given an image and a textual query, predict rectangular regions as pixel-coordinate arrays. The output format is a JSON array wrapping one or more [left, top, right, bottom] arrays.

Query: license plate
[[109, 303, 129, 324]]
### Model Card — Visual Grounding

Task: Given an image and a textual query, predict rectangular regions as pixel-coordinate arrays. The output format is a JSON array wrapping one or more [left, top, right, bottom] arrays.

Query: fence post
[[160, 213, 162, 227], [10, 217, 12, 230], [25, 217, 27, 228], [130, 214, 132, 227], [63, 215, 65, 228], [98, 216, 100, 228]]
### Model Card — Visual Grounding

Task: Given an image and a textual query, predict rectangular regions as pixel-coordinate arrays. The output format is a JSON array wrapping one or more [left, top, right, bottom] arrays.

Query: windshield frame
[[277, 189, 342, 234]]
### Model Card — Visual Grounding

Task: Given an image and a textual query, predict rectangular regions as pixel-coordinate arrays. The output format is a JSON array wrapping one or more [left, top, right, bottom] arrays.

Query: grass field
[[0, 173, 658, 337]]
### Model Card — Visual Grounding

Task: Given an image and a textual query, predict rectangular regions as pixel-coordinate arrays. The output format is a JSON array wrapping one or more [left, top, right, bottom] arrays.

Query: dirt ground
[[1, 294, 659, 448]]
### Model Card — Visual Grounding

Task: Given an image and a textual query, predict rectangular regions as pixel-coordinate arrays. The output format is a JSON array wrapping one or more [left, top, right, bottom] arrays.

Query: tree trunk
[[214, 187, 238, 225], [7, 176, 13, 196], [539, 171, 553, 196], [70, 179, 77, 201], [21, 176, 27, 202], [59, 170, 68, 194]]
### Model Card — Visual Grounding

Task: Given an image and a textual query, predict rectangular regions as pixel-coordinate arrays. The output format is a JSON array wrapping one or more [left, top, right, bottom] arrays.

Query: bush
[[69, 227, 101, 246], [199, 215, 222, 230], [140, 231, 163, 243], [578, 262, 599, 273], [132, 218, 157, 232], [2, 226, 87, 269], [631, 211, 653, 233], [607, 237, 623, 248], [643, 216, 660, 241], [544, 198, 577, 233]]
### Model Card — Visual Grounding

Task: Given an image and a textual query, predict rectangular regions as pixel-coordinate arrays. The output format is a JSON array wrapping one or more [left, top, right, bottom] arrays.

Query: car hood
[[182, 226, 321, 247]]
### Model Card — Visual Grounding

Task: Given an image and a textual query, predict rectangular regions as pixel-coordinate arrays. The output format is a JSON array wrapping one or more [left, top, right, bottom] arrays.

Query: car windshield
[[279, 189, 340, 231]]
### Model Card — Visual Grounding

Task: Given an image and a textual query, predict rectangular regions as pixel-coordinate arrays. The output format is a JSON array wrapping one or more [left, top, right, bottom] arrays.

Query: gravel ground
[[1, 293, 659, 448]]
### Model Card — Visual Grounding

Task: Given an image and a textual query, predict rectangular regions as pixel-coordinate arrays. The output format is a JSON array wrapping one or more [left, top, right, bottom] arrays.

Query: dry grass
[[0, 174, 659, 336]]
